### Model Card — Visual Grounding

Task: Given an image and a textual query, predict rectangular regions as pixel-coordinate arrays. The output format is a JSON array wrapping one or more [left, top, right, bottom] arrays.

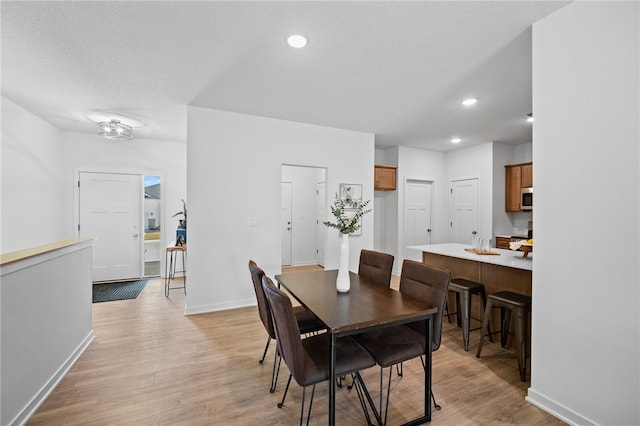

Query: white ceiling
[[1, 1, 569, 151]]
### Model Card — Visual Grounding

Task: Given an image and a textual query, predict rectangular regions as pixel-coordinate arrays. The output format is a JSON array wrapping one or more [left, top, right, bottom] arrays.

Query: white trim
[[184, 299, 256, 316], [9, 331, 96, 426], [526, 387, 597, 426]]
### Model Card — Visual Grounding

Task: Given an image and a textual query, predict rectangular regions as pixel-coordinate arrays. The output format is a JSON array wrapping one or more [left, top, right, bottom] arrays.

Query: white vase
[[336, 233, 350, 293]]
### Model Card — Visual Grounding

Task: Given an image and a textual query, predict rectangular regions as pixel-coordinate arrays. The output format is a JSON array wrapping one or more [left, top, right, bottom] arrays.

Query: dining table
[[275, 269, 438, 426]]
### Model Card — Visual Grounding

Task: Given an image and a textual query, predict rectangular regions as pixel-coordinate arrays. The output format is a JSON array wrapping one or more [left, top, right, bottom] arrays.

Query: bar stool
[[446, 278, 492, 351], [476, 291, 531, 382], [165, 243, 186, 297]]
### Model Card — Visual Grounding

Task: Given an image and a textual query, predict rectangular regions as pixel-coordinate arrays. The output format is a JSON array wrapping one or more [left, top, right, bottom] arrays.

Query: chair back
[[358, 249, 395, 287], [248, 260, 276, 339], [261, 275, 307, 386], [399, 259, 451, 351]]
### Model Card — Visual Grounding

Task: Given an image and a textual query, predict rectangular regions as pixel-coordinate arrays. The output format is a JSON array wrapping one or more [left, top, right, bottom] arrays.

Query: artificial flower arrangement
[[323, 192, 371, 234]]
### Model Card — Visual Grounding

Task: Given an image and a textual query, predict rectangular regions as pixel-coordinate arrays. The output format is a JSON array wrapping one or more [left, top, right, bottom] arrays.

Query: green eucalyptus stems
[[323, 192, 371, 235]]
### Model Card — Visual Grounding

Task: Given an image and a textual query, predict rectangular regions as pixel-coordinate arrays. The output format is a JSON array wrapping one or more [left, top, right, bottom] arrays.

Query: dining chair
[[248, 260, 324, 393], [261, 275, 377, 426], [355, 259, 451, 425], [358, 249, 395, 287]]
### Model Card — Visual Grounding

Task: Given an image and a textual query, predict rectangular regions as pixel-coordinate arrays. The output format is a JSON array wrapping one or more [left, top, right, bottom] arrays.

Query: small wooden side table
[[165, 243, 186, 297]]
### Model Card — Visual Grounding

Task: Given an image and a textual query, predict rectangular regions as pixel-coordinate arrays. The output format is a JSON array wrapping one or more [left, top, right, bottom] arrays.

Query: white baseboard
[[184, 298, 255, 315], [10, 330, 96, 426], [526, 387, 597, 426]]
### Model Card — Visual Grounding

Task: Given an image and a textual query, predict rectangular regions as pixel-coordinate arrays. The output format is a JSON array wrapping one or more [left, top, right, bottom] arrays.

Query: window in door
[[144, 176, 162, 277]]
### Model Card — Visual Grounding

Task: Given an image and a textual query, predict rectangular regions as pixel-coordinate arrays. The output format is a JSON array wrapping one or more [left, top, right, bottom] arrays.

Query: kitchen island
[[407, 243, 532, 345]]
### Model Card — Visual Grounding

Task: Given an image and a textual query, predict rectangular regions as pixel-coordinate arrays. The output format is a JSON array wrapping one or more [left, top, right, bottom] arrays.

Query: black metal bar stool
[[445, 278, 492, 351], [476, 291, 532, 382], [165, 244, 186, 297]]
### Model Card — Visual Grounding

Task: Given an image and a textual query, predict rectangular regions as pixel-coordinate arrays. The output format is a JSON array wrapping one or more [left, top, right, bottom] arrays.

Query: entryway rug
[[92, 279, 149, 303]]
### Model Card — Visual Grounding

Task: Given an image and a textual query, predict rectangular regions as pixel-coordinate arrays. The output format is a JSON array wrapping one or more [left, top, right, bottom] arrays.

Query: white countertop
[[407, 243, 533, 271]]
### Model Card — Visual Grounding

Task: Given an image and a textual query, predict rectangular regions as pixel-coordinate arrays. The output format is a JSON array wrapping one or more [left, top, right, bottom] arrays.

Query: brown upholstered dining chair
[[248, 260, 324, 393], [261, 275, 377, 426], [358, 249, 395, 287], [355, 259, 451, 425]]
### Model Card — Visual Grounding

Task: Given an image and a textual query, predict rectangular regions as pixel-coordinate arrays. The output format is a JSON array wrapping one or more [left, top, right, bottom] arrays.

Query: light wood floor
[[28, 271, 565, 425]]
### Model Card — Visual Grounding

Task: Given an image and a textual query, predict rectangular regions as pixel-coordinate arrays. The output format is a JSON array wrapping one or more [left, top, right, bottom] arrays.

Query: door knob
[[287, 227, 291, 231], [427, 229, 431, 233], [472, 231, 477, 235], [133, 233, 139, 237]]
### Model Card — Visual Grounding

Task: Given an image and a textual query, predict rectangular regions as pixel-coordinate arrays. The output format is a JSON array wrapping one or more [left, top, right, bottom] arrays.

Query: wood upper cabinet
[[505, 162, 533, 212], [521, 163, 533, 188], [374, 165, 397, 191]]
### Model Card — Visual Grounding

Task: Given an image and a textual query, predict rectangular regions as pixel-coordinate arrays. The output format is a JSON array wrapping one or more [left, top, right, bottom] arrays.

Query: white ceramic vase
[[336, 233, 350, 293]]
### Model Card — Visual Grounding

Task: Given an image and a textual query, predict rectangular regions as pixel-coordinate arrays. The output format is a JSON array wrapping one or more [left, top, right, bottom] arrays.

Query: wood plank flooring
[[28, 272, 565, 425]]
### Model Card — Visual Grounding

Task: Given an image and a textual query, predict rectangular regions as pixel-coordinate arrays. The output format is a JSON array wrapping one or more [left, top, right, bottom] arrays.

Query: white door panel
[[281, 182, 293, 266], [404, 180, 433, 262], [79, 172, 142, 282], [450, 178, 479, 244]]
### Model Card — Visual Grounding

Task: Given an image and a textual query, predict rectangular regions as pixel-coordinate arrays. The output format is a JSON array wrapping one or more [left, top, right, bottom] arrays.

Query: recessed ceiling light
[[287, 34, 308, 48], [451, 137, 462, 143], [526, 113, 534, 123], [462, 98, 478, 106]]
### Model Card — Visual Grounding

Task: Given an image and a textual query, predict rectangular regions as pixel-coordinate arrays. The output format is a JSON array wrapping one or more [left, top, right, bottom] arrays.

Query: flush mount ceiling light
[[462, 97, 478, 106], [287, 34, 308, 48], [526, 113, 534, 123], [98, 119, 134, 140], [450, 137, 462, 143]]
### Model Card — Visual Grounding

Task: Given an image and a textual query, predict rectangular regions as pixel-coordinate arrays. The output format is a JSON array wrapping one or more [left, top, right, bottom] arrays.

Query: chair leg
[[476, 299, 493, 358], [259, 336, 271, 363], [304, 385, 316, 426], [444, 299, 452, 323], [515, 308, 527, 382], [480, 289, 493, 342], [270, 349, 282, 393], [455, 292, 462, 327], [460, 290, 471, 351], [500, 307, 512, 348], [351, 372, 379, 426], [277, 374, 292, 408], [431, 390, 442, 411]]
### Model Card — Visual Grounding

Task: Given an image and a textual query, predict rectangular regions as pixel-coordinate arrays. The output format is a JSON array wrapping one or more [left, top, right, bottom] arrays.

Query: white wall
[[0, 96, 188, 268], [393, 146, 447, 273], [445, 142, 494, 242], [186, 107, 374, 314], [528, 2, 639, 425], [1, 97, 67, 253], [1, 240, 94, 426]]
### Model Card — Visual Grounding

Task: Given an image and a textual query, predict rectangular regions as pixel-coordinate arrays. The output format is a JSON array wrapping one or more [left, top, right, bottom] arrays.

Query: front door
[[79, 172, 142, 282]]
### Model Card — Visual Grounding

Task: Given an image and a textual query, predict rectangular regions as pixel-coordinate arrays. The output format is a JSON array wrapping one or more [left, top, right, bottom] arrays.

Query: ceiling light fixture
[[450, 137, 462, 143], [287, 34, 308, 48], [526, 113, 534, 123], [462, 97, 478, 106], [98, 119, 134, 140]]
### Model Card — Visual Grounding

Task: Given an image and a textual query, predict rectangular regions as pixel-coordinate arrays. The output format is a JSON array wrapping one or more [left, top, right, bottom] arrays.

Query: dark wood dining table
[[275, 269, 437, 426]]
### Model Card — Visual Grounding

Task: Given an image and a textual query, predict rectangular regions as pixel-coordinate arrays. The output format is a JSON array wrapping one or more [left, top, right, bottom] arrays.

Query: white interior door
[[281, 182, 293, 266], [450, 178, 479, 244], [79, 172, 142, 282], [404, 180, 433, 261], [315, 181, 326, 267]]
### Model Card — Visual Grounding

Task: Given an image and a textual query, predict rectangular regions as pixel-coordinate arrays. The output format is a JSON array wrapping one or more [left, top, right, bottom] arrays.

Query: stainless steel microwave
[[521, 187, 533, 210]]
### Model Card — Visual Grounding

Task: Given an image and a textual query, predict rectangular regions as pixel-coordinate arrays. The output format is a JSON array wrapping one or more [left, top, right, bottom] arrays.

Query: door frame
[[74, 167, 165, 279], [448, 176, 480, 244], [402, 178, 434, 263]]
